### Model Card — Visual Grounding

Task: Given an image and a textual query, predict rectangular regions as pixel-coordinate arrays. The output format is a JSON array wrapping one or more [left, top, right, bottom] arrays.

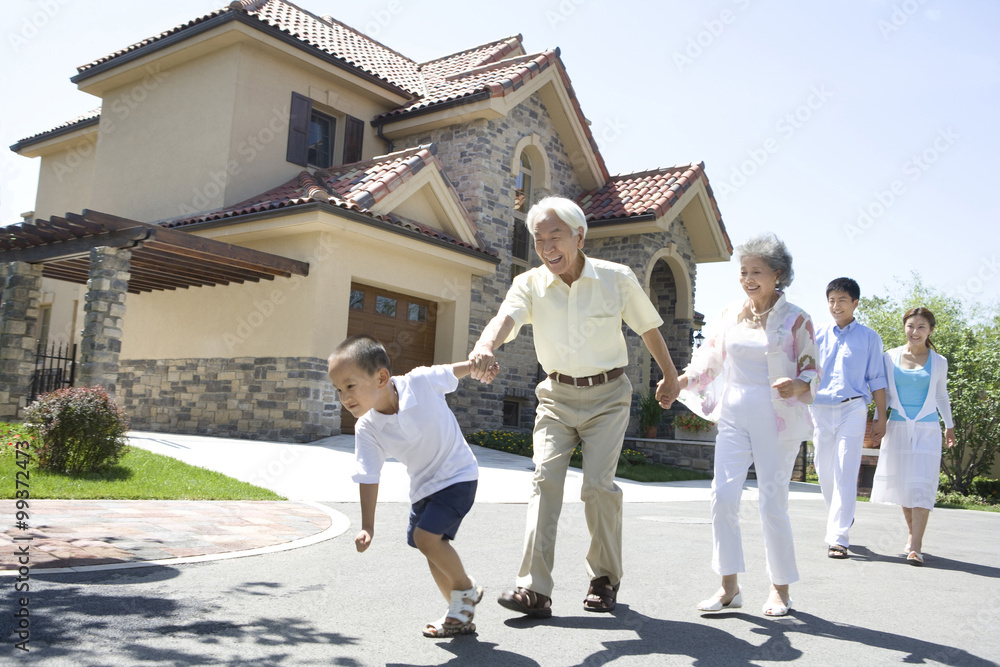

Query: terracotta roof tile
[[76, 1, 423, 95], [159, 144, 494, 257], [579, 163, 732, 252], [10, 108, 100, 151]]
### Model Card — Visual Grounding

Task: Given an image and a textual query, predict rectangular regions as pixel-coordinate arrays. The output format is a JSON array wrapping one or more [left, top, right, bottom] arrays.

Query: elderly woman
[[677, 233, 818, 617]]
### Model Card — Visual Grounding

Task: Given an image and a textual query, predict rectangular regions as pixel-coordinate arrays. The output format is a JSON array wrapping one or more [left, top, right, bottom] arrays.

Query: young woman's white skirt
[[870, 420, 943, 509]]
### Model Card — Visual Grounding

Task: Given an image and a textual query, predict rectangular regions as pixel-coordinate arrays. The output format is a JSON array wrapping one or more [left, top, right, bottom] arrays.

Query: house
[[2, 0, 731, 442]]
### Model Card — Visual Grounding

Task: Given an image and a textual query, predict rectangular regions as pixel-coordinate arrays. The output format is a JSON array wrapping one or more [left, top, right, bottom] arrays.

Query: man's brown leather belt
[[548, 367, 625, 387]]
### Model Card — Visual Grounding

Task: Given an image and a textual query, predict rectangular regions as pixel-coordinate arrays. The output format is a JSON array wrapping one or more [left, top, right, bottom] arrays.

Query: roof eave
[[10, 116, 100, 155], [71, 10, 415, 100], [167, 201, 500, 265]]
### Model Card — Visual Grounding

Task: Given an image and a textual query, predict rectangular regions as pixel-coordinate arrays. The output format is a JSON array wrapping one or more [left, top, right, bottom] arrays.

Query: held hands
[[355, 529, 373, 553], [656, 374, 681, 409], [469, 344, 500, 383], [870, 418, 887, 447]]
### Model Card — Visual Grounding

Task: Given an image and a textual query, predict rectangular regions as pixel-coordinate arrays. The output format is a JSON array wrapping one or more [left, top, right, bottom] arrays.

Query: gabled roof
[[74, 0, 423, 95], [579, 163, 732, 254], [160, 144, 496, 259]]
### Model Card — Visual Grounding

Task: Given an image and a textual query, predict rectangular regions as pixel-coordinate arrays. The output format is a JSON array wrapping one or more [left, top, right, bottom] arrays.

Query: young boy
[[811, 278, 888, 559], [327, 334, 496, 637]]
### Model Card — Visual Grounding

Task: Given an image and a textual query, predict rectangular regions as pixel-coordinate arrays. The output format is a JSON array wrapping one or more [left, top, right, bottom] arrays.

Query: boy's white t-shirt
[[352, 365, 479, 503]]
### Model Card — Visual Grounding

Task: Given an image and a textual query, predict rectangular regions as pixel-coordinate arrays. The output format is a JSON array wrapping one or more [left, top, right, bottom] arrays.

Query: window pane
[[375, 296, 397, 317], [308, 112, 334, 168], [512, 219, 529, 260], [514, 171, 532, 213], [520, 153, 532, 170], [350, 290, 364, 310], [408, 303, 427, 322], [502, 399, 520, 428]]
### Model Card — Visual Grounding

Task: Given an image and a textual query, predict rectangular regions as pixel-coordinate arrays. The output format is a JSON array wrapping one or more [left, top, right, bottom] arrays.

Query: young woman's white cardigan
[[871, 346, 953, 509], [882, 347, 953, 431]]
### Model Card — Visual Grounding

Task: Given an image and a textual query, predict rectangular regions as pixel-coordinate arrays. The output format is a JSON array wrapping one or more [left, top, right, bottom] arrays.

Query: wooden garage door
[[340, 283, 437, 433]]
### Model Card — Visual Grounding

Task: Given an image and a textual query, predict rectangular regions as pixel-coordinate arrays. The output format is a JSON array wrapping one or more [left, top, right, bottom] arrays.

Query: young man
[[328, 334, 496, 637], [811, 278, 887, 559]]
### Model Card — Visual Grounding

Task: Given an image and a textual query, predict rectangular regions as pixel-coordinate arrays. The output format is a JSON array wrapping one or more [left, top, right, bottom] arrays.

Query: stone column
[[78, 247, 131, 394], [0, 262, 43, 419]]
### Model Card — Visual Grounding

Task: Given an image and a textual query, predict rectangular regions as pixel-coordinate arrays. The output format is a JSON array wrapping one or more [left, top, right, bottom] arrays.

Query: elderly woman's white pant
[[712, 386, 801, 585]]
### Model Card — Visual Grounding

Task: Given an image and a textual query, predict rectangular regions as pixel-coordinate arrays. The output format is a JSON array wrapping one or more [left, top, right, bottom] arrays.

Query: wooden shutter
[[342, 115, 365, 164], [286, 92, 312, 166]]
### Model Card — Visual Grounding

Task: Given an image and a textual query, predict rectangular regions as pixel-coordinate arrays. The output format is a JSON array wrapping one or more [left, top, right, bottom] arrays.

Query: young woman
[[870, 307, 956, 565]]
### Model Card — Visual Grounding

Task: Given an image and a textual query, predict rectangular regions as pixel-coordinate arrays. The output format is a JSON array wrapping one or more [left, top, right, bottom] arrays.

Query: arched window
[[510, 152, 533, 282]]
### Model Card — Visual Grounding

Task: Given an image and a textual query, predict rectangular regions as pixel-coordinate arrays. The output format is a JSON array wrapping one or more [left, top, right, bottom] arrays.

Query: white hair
[[526, 196, 588, 238], [735, 232, 795, 290]]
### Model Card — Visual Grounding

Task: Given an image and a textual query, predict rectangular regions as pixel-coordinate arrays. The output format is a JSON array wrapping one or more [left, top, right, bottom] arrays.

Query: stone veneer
[[78, 247, 130, 394], [396, 92, 700, 435], [118, 357, 337, 443], [0, 262, 43, 419], [626, 436, 715, 472]]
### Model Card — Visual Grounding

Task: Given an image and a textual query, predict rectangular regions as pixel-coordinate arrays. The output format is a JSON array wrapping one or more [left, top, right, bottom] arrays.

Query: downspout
[[375, 121, 394, 154]]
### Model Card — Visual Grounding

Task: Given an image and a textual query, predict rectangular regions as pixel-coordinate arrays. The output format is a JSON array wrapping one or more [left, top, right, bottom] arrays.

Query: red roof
[[160, 144, 494, 257], [579, 163, 732, 252]]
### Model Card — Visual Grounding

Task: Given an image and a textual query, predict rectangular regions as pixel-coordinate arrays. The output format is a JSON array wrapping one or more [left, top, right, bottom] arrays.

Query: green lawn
[[2, 440, 283, 500]]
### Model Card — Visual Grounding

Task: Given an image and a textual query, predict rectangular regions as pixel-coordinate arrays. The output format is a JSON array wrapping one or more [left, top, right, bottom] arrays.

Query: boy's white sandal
[[423, 579, 484, 638]]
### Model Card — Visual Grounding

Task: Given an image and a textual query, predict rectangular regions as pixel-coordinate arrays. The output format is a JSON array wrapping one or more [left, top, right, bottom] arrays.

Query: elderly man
[[469, 196, 680, 617]]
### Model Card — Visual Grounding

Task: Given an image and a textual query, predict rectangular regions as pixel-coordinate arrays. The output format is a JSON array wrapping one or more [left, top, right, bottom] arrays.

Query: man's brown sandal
[[497, 587, 552, 618], [827, 545, 849, 559], [583, 576, 620, 612]]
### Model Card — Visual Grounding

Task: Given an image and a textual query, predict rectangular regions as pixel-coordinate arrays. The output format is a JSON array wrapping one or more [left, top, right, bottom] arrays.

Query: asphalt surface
[[2, 431, 998, 666]]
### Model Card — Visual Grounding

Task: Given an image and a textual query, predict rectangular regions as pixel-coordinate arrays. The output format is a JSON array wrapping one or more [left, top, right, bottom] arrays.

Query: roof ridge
[[279, 0, 418, 67], [607, 163, 701, 181], [319, 143, 436, 175], [443, 50, 551, 82], [470, 35, 524, 68], [419, 34, 522, 67]]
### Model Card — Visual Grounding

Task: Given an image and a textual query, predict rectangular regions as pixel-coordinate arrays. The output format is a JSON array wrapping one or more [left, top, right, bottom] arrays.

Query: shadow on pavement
[[1, 568, 359, 665], [487, 603, 995, 666], [849, 544, 1000, 578]]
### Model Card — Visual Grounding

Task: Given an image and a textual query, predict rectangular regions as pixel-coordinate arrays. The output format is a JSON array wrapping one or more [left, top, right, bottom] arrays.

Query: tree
[[857, 273, 999, 493]]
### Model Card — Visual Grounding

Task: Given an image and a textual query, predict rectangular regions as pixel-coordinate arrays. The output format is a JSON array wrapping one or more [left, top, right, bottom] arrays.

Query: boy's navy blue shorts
[[406, 479, 478, 548]]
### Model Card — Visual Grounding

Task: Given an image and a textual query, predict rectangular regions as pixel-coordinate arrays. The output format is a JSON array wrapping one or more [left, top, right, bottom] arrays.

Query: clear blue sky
[[3, 0, 998, 331]]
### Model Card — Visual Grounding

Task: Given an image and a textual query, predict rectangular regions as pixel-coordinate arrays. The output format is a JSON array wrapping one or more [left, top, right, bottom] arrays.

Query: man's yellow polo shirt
[[498, 254, 663, 378]]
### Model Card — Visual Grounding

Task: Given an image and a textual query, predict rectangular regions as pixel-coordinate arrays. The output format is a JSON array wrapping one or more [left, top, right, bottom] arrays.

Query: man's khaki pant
[[515, 373, 632, 598]]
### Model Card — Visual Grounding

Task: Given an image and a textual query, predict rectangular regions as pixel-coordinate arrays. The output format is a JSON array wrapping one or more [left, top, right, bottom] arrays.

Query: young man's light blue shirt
[[813, 319, 887, 406]]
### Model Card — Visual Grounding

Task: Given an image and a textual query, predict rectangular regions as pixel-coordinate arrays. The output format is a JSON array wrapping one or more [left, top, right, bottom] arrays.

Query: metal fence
[[29, 341, 76, 402]]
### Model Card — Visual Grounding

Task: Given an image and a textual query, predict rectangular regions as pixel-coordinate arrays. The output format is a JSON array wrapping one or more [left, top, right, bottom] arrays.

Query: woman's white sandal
[[697, 586, 742, 612]]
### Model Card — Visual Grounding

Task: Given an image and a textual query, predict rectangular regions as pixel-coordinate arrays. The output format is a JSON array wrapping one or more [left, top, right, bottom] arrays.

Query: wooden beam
[[0, 226, 151, 264]]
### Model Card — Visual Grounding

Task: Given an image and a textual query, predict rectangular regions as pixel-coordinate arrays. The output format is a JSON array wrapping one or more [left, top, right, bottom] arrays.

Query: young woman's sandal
[[583, 576, 620, 613], [907, 550, 924, 566], [497, 587, 552, 618], [423, 579, 483, 638]]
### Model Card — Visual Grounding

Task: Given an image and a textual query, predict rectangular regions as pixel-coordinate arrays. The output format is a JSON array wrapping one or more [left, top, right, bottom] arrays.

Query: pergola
[[0, 210, 310, 417], [0, 209, 309, 292]]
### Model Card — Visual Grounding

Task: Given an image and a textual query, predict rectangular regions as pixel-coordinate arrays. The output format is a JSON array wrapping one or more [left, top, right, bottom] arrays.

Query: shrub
[[24, 386, 130, 474], [969, 477, 1000, 502], [672, 411, 715, 433]]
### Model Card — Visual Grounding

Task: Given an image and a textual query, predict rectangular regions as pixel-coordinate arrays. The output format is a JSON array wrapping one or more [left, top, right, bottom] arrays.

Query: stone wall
[[397, 93, 584, 432], [626, 436, 714, 472], [397, 94, 704, 436], [118, 357, 337, 442]]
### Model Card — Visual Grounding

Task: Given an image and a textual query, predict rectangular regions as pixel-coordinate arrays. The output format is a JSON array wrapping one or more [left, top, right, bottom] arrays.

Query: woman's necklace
[[749, 297, 776, 324]]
